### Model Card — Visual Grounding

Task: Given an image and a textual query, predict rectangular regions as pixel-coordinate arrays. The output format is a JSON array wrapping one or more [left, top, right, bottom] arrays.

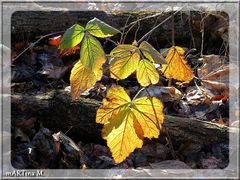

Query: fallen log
[[11, 11, 189, 46], [11, 90, 230, 154], [11, 10, 227, 53]]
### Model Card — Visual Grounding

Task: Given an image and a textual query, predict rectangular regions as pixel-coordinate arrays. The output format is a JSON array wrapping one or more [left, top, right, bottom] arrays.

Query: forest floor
[[8, 10, 239, 171]]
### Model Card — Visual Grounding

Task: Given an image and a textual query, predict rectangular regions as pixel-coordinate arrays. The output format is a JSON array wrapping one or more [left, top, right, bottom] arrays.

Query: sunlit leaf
[[49, 35, 62, 47], [86, 18, 121, 38], [102, 108, 143, 163], [80, 35, 106, 75], [131, 97, 164, 138], [96, 86, 130, 124], [139, 41, 166, 64], [136, 59, 159, 86], [96, 86, 164, 163], [59, 24, 85, 49], [110, 45, 140, 80], [162, 46, 194, 82], [70, 60, 98, 100]]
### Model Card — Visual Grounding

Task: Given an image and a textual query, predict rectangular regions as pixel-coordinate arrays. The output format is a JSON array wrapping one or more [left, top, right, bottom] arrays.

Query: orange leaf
[[59, 46, 80, 57], [49, 35, 62, 47], [162, 46, 194, 82]]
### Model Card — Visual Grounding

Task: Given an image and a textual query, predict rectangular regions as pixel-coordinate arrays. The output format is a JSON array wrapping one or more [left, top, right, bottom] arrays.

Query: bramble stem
[[137, 7, 184, 44]]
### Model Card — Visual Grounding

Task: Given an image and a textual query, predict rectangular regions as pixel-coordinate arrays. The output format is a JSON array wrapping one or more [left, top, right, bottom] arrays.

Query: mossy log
[[11, 90, 231, 153]]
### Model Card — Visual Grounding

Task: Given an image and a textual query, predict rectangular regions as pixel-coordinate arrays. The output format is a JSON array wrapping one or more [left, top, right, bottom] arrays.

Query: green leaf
[[86, 18, 121, 38], [110, 45, 140, 80], [59, 24, 85, 49], [139, 41, 166, 64], [136, 59, 159, 86], [80, 34, 106, 75]]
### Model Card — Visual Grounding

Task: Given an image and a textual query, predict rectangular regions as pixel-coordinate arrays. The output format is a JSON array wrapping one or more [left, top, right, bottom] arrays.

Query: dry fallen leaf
[[198, 55, 238, 98], [198, 55, 229, 83], [184, 87, 213, 105], [162, 46, 194, 83], [139, 86, 183, 102], [201, 79, 229, 97], [96, 86, 164, 163]]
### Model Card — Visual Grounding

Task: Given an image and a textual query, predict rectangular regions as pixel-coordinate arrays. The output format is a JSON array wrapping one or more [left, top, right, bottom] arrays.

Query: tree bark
[[11, 90, 231, 153]]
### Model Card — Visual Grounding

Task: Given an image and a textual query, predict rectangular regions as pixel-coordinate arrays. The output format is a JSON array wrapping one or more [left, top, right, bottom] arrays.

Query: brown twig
[[171, 8, 175, 46], [146, 16, 160, 42], [188, 11, 196, 49], [105, 37, 119, 46], [120, 15, 132, 44], [122, 20, 139, 44], [134, 21, 141, 41], [137, 7, 184, 44], [120, 12, 164, 31], [200, 13, 205, 56]]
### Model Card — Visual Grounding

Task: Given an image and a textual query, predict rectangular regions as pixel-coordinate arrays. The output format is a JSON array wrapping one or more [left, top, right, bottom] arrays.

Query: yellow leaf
[[96, 86, 130, 124], [162, 46, 194, 82], [136, 59, 159, 86], [132, 97, 164, 138], [102, 108, 143, 163], [70, 61, 99, 100], [95, 67, 103, 81], [110, 45, 140, 80], [96, 86, 164, 163], [81, 35, 106, 75]]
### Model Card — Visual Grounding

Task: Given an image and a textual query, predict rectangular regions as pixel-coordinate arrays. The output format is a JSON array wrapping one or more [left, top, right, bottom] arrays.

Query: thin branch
[[122, 20, 138, 44], [120, 15, 132, 44], [64, 126, 73, 135], [146, 15, 160, 42], [105, 37, 118, 46], [137, 7, 184, 44], [134, 21, 141, 41], [12, 31, 64, 62], [188, 11, 196, 49], [200, 13, 205, 56], [120, 12, 164, 31], [171, 8, 175, 46]]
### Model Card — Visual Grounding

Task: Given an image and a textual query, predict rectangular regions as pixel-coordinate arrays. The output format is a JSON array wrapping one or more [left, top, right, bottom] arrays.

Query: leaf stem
[[132, 87, 145, 102]]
